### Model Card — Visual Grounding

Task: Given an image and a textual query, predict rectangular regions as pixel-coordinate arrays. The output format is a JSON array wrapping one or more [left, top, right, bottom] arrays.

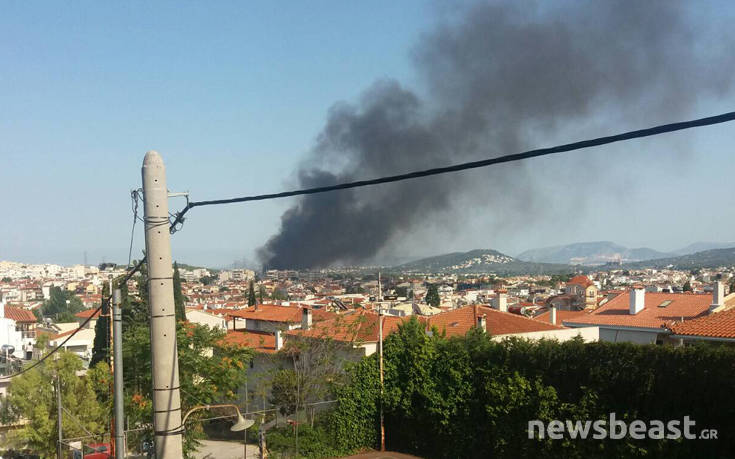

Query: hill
[[394, 249, 576, 275], [516, 241, 671, 265], [616, 247, 735, 270], [671, 242, 735, 256]]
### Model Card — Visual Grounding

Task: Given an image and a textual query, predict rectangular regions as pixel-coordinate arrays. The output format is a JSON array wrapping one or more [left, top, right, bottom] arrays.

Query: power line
[[169, 110, 735, 231], [0, 259, 146, 381]]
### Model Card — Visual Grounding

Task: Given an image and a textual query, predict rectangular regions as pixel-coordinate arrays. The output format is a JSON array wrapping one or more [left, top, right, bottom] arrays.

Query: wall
[[493, 327, 599, 343]]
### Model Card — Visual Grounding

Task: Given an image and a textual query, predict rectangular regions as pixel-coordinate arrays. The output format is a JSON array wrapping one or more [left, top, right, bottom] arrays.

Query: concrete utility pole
[[112, 288, 125, 459], [142, 151, 184, 458]]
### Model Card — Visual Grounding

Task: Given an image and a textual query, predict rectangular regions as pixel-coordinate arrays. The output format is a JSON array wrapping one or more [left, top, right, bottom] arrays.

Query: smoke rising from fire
[[258, 1, 734, 269]]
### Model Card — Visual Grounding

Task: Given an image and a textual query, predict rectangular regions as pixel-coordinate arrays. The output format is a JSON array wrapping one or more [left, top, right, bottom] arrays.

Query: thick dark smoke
[[258, 1, 733, 269]]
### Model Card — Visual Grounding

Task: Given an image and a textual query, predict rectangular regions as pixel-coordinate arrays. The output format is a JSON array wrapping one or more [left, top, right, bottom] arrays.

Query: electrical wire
[[0, 259, 146, 381], [169, 110, 735, 231], [128, 189, 141, 267]]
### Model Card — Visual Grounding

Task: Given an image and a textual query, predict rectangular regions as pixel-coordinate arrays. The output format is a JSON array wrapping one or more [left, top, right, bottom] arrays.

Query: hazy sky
[[2, 1, 734, 268]]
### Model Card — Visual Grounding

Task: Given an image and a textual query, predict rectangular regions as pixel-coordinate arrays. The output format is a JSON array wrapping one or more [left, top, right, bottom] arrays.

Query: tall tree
[[90, 283, 110, 368], [683, 281, 692, 292], [173, 262, 186, 322], [5, 352, 107, 457], [425, 284, 440, 307], [258, 284, 266, 304], [248, 280, 257, 306]]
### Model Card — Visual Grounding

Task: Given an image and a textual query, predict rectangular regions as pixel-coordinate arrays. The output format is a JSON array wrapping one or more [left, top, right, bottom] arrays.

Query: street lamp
[[181, 404, 254, 432]]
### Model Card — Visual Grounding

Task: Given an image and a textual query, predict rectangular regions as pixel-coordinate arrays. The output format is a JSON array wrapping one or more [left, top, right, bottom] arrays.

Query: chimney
[[275, 329, 283, 351], [493, 289, 508, 312], [550, 306, 557, 325], [710, 280, 724, 312], [302, 307, 312, 330], [476, 314, 487, 333], [629, 285, 645, 315], [0, 300, 4, 319]]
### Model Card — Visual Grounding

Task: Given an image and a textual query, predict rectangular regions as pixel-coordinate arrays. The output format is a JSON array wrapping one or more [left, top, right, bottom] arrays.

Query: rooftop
[[670, 307, 735, 340], [426, 305, 565, 337], [3, 305, 36, 323], [563, 292, 712, 329]]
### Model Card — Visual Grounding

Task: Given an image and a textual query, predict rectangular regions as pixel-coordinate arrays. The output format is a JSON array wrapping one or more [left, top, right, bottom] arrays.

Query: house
[[223, 305, 337, 406], [186, 308, 227, 331], [424, 304, 599, 342], [74, 308, 101, 329], [547, 275, 599, 311], [285, 309, 407, 358], [668, 307, 735, 343], [48, 326, 96, 362], [226, 304, 333, 333], [562, 284, 723, 344], [668, 281, 735, 343], [0, 301, 37, 361]]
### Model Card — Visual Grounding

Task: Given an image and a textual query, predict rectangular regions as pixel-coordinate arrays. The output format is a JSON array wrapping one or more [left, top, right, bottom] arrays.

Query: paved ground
[[340, 452, 422, 459], [193, 441, 420, 459], [194, 439, 259, 459]]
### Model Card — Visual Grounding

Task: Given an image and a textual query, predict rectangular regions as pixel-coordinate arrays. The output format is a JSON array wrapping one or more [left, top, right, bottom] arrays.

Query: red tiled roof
[[564, 292, 712, 329], [227, 304, 335, 324], [223, 330, 277, 353], [4, 306, 36, 323], [75, 309, 101, 319], [286, 309, 406, 343], [670, 308, 735, 340], [426, 305, 564, 337], [534, 308, 590, 325], [567, 275, 594, 288]]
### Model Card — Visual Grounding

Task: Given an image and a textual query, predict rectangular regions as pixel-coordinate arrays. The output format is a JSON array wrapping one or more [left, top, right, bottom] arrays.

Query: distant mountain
[[516, 241, 671, 266], [671, 242, 735, 256], [618, 247, 735, 270], [394, 249, 575, 275]]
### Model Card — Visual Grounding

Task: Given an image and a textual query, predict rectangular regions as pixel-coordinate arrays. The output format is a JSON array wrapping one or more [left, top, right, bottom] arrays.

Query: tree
[[173, 262, 187, 322], [270, 368, 302, 415], [90, 284, 110, 368], [683, 280, 692, 292], [42, 287, 84, 322], [258, 284, 266, 304], [248, 280, 257, 307], [425, 284, 440, 307], [5, 352, 107, 457]]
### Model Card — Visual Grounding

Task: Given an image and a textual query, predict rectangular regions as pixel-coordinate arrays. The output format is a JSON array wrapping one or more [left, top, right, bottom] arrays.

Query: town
[[3, 257, 734, 394], [5, 1, 735, 458]]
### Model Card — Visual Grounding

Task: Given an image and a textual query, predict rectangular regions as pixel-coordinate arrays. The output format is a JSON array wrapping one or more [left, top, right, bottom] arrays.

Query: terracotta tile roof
[[286, 309, 406, 343], [223, 330, 277, 353], [567, 275, 594, 288], [534, 308, 590, 324], [564, 292, 712, 329], [51, 327, 82, 339], [227, 304, 335, 324], [426, 305, 564, 337], [669, 308, 735, 340], [4, 305, 37, 323], [75, 309, 101, 319]]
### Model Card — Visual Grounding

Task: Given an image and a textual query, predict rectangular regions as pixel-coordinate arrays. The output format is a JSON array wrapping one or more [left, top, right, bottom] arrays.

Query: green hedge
[[329, 318, 735, 458]]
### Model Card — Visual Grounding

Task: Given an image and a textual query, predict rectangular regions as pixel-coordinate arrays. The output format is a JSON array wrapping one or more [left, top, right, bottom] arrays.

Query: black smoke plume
[[259, 1, 733, 269]]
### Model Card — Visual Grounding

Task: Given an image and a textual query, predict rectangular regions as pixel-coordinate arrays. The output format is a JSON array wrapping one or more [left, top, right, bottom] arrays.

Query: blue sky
[[2, 1, 734, 267]]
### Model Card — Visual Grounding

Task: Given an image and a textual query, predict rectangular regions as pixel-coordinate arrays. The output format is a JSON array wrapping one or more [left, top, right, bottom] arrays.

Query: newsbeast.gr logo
[[528, 413, 718, 440]]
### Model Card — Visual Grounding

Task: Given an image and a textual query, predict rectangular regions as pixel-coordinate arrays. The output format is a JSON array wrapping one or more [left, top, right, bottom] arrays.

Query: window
[[657, 300, 673, 308]]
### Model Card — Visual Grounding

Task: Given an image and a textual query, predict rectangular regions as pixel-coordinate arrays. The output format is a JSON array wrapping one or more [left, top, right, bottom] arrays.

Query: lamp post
[[181, 404, 254, 433]]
